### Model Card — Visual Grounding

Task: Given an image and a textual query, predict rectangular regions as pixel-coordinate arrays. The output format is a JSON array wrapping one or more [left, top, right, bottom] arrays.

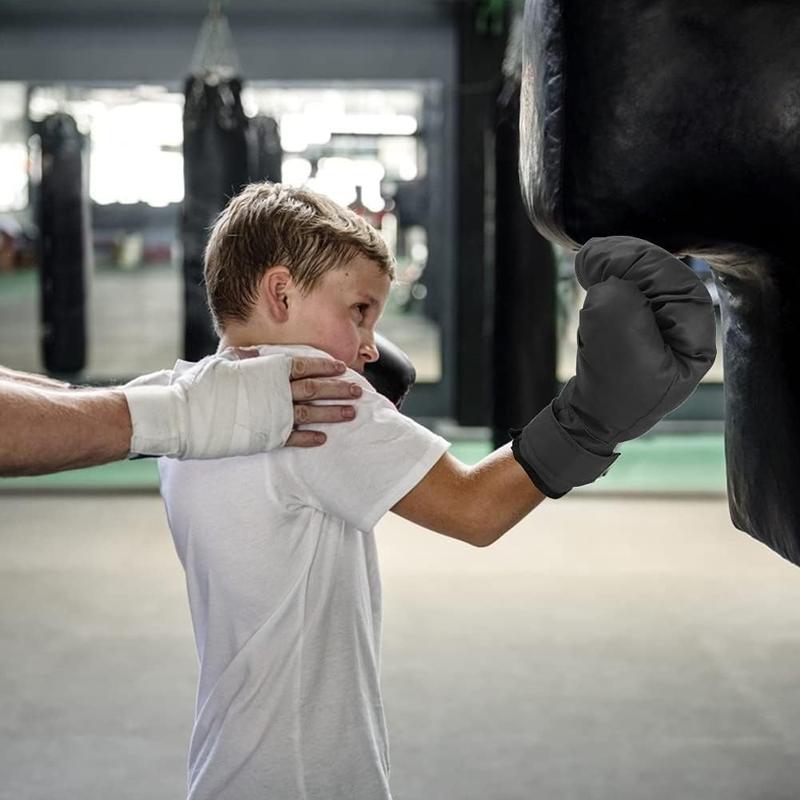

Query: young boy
[[155, 182, 544, 800], [156, 183, 716, 799]]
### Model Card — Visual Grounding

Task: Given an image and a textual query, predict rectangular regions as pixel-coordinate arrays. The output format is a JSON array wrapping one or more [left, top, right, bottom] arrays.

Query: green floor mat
[[0, 433, 726, 494]]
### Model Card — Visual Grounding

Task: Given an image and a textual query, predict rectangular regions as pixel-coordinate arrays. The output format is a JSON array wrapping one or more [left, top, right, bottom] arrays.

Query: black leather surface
[[364, 332, 417, 410], [521, 0, 800, 258], [182, 76, 250, 362], [38, 113, 88, 375], [520, 0, 800, 564]]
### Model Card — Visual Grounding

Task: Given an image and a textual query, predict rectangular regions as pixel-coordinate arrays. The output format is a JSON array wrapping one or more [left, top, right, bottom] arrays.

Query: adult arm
[[0, 364, 74, 390], [0, 356, 362, 477], [0, 381, 132, 476], [391, 446, 546, 548]]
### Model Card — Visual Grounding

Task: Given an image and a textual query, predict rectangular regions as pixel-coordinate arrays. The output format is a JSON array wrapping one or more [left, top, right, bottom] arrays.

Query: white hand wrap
[[122, 354, 294, 459]]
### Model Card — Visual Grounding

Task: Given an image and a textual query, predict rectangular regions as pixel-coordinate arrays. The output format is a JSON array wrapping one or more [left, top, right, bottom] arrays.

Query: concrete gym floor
[[1, 492, 799, 800]]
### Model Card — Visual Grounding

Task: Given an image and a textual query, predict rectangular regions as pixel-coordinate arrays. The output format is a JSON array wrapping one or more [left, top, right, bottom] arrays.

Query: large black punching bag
[[37, 112, 89, 375], [519, 0, 800, 566], [491, 19, 558, 448], [182, 76, 250, 361]]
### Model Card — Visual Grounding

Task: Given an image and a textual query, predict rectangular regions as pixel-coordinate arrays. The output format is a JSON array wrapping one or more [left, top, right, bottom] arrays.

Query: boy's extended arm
[[391, 444, 546, 547], [396, 236, 717, 543]]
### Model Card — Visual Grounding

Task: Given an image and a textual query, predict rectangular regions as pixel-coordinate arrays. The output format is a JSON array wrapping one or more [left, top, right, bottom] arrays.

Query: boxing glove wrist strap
[[511, 401, 620, 499]]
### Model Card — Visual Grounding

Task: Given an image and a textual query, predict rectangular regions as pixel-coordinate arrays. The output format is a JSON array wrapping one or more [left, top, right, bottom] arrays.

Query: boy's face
[[286, 256, 391, 373]]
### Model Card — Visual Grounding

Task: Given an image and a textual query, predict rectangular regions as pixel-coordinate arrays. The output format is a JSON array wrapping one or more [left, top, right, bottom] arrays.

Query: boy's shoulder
[[248, 344, 379, 394], [158, 344, 450, 534], [159, 343, 381, 402]]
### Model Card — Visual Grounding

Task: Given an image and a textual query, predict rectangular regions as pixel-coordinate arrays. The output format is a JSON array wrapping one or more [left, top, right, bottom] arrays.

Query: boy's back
[[158, 345, 449, 800]]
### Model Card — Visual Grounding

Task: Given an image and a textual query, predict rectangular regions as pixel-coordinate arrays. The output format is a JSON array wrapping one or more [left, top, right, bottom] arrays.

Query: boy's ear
[[260, 266, 293, 322]]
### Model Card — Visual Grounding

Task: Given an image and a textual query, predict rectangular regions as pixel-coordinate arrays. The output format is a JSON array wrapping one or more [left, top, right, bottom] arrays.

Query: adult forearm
[[0, 365, 73, 390], [0, 383, 131, 476]]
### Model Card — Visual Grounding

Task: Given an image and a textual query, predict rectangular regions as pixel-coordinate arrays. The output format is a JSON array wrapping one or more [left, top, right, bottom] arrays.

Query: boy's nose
[[360, 341, 379, 364]]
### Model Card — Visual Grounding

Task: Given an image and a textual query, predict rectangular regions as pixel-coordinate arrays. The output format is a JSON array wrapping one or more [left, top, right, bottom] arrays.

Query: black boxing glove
[[512, 236, 717, 498], [364, 332, 417, 409]]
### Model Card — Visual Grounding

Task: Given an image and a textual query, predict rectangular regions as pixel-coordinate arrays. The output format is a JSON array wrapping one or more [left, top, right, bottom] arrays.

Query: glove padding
[[364, 332, 417, 410], [122, 353, 294, 459], [513, 235, 717, 498]]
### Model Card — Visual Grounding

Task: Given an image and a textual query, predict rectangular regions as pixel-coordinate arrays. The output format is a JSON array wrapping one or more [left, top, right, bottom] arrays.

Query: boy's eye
[[354, 304, 369, 316]]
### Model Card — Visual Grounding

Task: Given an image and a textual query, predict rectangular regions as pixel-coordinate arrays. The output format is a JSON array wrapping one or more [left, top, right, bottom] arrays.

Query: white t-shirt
[[156, 344, 450, 800]]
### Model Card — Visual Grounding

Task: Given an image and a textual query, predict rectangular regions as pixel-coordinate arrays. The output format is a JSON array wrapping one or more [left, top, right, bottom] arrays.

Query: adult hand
[[124, 352, 362, 459], [282, 355, 363, 447]]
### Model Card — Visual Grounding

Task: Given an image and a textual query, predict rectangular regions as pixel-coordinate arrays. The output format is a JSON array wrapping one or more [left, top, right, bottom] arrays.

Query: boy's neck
[[218, 319, 284, 352]]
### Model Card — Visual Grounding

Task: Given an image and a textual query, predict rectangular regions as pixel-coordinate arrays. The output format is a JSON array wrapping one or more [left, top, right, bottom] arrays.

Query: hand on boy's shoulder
[[125, 347, 368, 456], [226, 345, 380, 448]]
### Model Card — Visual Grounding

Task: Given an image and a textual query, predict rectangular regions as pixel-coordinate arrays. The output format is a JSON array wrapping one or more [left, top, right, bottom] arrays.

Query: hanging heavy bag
[[38, 112, 88, 375], [182, 75, 250, 362]]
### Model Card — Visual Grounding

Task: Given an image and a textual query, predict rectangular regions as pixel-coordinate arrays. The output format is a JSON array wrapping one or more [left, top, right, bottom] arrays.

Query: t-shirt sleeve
[[291, 379, 451, 531]]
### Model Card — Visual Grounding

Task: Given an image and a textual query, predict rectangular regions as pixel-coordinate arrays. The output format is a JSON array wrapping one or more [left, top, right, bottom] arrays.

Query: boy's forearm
[[392, 444, 546, 547], [462, 444, 546, 546]]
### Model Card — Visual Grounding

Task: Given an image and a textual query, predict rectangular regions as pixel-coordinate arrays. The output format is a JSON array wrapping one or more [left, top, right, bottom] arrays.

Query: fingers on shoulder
[[285, 430, 326, 447], [291, 377, 319, 401], [290, 356, 345, 380]]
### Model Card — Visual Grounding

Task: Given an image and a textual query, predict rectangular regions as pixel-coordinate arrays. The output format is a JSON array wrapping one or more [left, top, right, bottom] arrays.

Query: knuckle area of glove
[[582, 286, 648, 328], [592, 278, 646, 303]]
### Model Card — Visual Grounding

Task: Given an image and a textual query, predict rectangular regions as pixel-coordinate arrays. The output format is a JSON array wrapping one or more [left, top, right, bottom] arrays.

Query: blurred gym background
[[2, 2, 798, 800]]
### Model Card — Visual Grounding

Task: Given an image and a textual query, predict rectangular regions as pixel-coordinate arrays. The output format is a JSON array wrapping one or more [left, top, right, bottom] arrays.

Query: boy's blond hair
[[204, 181, 395, 333]]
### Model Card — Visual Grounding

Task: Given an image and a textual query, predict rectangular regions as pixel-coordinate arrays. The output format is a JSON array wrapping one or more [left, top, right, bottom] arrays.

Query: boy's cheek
[[332, 330, 363, 366]]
